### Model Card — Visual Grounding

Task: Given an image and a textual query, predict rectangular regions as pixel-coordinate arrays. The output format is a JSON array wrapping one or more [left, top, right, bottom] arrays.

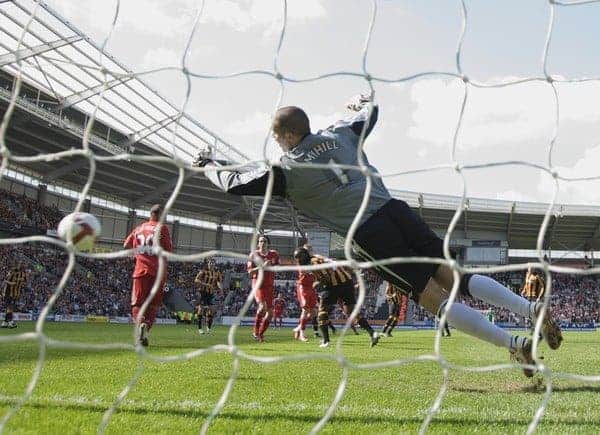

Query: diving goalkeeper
[[195, 94, 562, 377]]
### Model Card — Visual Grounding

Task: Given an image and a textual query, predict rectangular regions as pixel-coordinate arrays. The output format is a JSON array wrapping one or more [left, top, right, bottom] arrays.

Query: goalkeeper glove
[[192, 149, 213, 168], [346, 93, 373, 112]]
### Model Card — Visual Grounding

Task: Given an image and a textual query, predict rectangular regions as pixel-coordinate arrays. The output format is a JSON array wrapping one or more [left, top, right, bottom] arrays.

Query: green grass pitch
[[1, 323, 599, 434]]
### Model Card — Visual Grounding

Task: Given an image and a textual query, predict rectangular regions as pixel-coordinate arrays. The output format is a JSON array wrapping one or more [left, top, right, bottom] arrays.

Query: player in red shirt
[[293, 248, 318, 342], [123, 204, 173, 347], [272, 292, 286, 328], [247, 235, 279, 341]]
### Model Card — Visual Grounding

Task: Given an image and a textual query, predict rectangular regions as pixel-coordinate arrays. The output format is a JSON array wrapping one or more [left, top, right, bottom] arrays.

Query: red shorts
[[255, 287, 274, 309], [131, 274, 166, 308], [273, 308, 284, 318], [297, 289, 317, 310]]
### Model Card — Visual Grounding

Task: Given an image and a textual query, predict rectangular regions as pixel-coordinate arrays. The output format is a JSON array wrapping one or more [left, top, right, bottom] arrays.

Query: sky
[[41, 0, 600, 206]]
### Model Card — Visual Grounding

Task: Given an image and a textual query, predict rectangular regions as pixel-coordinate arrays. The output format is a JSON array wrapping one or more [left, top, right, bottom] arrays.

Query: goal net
[[2, 1, 600, 434]]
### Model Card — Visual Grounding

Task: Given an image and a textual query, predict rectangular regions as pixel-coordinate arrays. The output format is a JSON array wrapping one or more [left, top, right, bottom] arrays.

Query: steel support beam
[[219, 202, 247, 224], [243, 198, 258, 230], [119, 114, 180, 149], [41, 158, 88, 183], [289, 201, 306, 245], [543, 215, 558, 250], [171, 220, 180, 248], [36, 183, 47, 205], [126, 209, 137, 234], [59, 75, 133, 110], [507, 202, 516, 244], [215, 224, 223, 250], [0, 35, 82, 67]]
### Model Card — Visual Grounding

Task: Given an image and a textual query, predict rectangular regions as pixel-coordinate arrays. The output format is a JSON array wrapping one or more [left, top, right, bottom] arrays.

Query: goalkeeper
[[196, 94, 562, 377]]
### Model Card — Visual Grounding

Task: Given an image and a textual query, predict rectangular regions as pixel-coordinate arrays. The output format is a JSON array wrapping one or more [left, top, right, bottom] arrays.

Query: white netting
[[2, 0, 600, 434]]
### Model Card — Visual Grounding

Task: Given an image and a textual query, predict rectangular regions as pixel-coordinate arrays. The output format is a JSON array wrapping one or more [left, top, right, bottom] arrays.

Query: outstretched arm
[[328, 94, 379, 139], [346, 102, 378, 138], [199, 160, 287, 197]]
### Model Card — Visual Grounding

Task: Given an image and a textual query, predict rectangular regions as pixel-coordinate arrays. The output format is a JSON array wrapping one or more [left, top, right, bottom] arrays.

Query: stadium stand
[[1, 235, 598, 328], [0, 189, 63, 235]]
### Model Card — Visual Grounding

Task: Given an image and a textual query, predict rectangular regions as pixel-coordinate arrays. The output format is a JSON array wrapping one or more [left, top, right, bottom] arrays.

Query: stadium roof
[[0, 0, 303, 230], [2, 0, 600, 251]]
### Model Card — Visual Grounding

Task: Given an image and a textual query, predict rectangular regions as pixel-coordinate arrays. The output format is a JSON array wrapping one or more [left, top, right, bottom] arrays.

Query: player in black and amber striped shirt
[[521, 267, 545, 302], [194, 258, 223, 334], [310, 254, 353, 288], [381, 282, 404, 337], [521, 267, 545, 334], [1, 262, 27, 329], [294, 247, 379, 348]]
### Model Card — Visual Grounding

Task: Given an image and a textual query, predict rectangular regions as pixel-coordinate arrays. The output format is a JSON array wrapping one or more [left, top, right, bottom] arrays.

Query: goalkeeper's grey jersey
[[280, 112, 391, 235], [204, 105, 391, 236]]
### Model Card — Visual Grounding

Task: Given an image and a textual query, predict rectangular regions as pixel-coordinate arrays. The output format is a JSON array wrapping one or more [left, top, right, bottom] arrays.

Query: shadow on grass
[[453, 383, 600, 395], [522, 384, 600, 394], [0, 338, 243, 365], [1, 397, 599, 428], [382, 346, 431, 352], [0, 397, 498, 426]]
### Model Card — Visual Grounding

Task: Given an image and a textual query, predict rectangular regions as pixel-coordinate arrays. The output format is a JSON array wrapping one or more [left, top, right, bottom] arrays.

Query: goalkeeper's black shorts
[[353, 198, 444, 302]]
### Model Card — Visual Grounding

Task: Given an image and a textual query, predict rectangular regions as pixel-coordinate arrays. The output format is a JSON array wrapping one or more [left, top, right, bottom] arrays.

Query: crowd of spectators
[[0, 243, 235, 319], [0, 241, 384, 322], [222, 278, 298, 318], [0, 233, 599, 328], [410, 271, 600, 327], [0, 189, 63, 234]]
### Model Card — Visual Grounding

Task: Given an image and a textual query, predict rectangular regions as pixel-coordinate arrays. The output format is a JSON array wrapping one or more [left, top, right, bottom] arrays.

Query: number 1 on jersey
[[328, 158, 349, 185]]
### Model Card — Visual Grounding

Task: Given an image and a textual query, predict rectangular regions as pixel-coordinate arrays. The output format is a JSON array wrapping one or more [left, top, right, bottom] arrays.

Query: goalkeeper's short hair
[[272, 106, 310, 136]]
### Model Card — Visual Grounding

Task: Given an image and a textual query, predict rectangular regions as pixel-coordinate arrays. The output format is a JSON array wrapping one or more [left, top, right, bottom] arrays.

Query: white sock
[[468, 274, 532, 318], [444, 302, 512, 349]]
